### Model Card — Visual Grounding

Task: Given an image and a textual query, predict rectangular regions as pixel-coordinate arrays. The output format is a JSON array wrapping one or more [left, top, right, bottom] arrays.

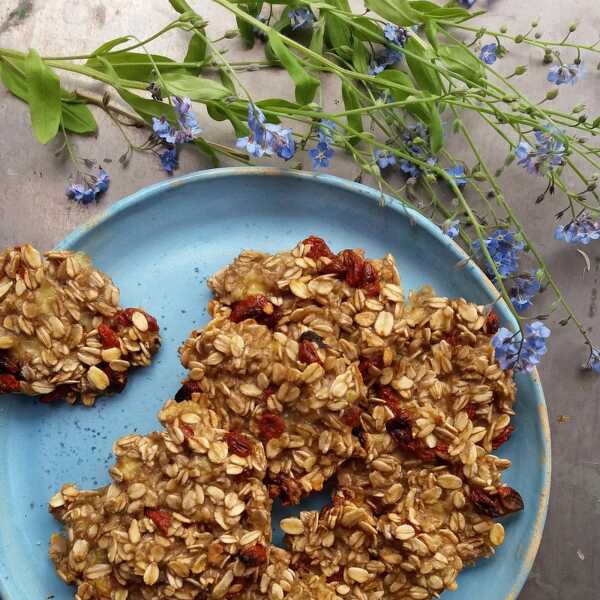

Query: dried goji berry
[[299, 330, 327, 348], [302, 236, 335, 260], [225, 431, 253, 457], [362, 261, 380, 297], [341, 250, 365, 288], [230, 295, 281, 329], [239, 543, 267, 567], [145, 313, 159, 332], [484, 310, 500, 335], [341, 406, 362, 428], [97, 323, 120, 348], [115, 308, 159, 332], [497, 486, 524, 514], [0, 374, 20, 393], [491, 426, 514, 450], [379, 385, 404, 417], [298, 339, 321, 364], [0, 351, 19, 375], [145, 509, 172, 534], [257, 412, 285, 440]]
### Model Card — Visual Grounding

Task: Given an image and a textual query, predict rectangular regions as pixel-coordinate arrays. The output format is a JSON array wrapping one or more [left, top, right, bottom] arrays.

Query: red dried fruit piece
[[174, 380, 203, 402], [265, 474, 302, 506], [299, 330, 327, 348], [239, 543, 268, 567], [465, 404, 477, 420], [114, 308, 159, 332], [97, 323, 120, 349], [492, 426, 514, 450], [0, 374, 20, 393], [484, 310, 500, 335], [352, 426, 367, 447], [0, 351, 19, 375], [341, 250, 365, 288], [225, 431, 253, 457], [145, 509, 172, 534], [379, 385, 404, 417], [101, 366, 128, 394], [444, 332, 461, 347], [298, 339, 321, 364], [302, 236, 335, 260], [259, 385, 277, 404], [435, 442, 450, 457], [405, 438, 437, 462], [207, 542, 225, 566], [230, 294, 281, 330], [469, 487, 503, 518], [257, 412, 285, 440], [361, 261, 381, 297], [181, 424, 194, 438], [341, 406, 362, 428], [497, 486, 524, 514], [39, 385, 72, 404], [385, 414, 413, 446]]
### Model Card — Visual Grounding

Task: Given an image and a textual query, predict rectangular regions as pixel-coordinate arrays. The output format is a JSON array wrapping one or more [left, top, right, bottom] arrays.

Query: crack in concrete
[[0, 0, 34, 35]]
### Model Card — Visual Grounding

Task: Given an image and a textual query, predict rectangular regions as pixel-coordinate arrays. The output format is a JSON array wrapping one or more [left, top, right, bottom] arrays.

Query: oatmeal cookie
[[0, 246, 160, 405]]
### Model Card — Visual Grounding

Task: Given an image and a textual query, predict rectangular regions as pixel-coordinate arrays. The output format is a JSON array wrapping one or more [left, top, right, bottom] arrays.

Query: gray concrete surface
[[1, 1, 599, 598]]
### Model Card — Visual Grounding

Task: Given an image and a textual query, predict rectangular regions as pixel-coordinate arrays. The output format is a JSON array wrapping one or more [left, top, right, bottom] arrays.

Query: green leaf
[[308, 17, 326, 59], [237, 1, 263, 49], [424, 19, 439, 51], [0, 58, 28, 101], [87, 52, 187, 82], [364, 0, 422, 25], [161, 72, 231, 102], [438, 44, 486, 86], [373, 70, 431, 123], [268, 31, 320, 104], [410, 1, 473, 22], [90, 36, 132, 56], [341, 81, 363, 145], [118, 87, 176, 124], [61, 102, 97, 134], [184, 33, 208, 74], [427, 105, 444, 154], [405, 37, 443, 95], [169, 0, 194, 14], [218, 67, 237, 94], [206, 102, 246, 136], [323, 11, 353, 60], [347, 15, 385, 43], [352, 38, 370, 74], [24, 49, 61, 144]]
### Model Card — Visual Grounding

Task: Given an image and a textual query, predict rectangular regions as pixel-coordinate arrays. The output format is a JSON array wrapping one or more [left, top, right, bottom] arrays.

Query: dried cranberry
[[114, 308, 134, 328], [497, 486, 524, 514], [465, 404, 477, 420], [358, 354, 382, 381], [39, 385, 71, 404], [469, 488, 503, 518], [174, 380, 202, 402], [341, 406, 362, 428], [298, 339, 321, 364], [225, 431, 253, 457], [0, 351, 19, 375], [302, 236, 335, 260], [102, 366, 128, 394], [145, 509, 172, 534], [230, 295, 281, 330], [0, 374, 20, 393], [239, 543, 267, 567], [341, 250, 365, 288], [405, 438, 437, 462], [492, 426, 514, 450], [181, 423, 194, 438], [299, 330, 327, 348], [444, 332, 461, 347], [385, 414, 412, 446], [362, 262, 381, 297], [145, 313, 159, 332], [97, 323, 120, 349], [378, 385, 404, 417], [257, 412, 285, 440], [484, 311, 500, 335], [259, 385, 277, 404]]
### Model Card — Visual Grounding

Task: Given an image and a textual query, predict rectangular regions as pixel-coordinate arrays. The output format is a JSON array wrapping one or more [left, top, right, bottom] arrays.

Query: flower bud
[[568, 23, 577, 32], [500, 25, 508, 33], [572, 104, 585, 113], [514, 34, 524, 43], [224, 29, 238, 39], [546, 89, 559, 101], [514, 65, 527, 75]]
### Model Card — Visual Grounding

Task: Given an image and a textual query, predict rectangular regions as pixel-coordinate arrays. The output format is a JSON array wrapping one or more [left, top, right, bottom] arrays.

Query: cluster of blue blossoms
[[473, 228, 525, 277], [555, 213, 600, 245], [67, 169, 110, 204], [308, 120, 336, 169], [548, 63, 584, 86], [492, 321, 551, 372], [369, 23, 407, 75], [515, 127, 566, 175]]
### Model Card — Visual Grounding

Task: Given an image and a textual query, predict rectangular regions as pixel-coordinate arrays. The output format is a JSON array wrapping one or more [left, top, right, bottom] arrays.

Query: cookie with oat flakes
[[0, 245, 160, 405], [49, 399, 272, 600]]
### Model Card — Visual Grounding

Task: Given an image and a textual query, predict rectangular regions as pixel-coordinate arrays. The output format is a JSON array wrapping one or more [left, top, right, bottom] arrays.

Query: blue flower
[[584, 347, 600, 374], [458, 0, 476, 7], [446, 165, 468, 186], [473, 228, 525, 277], [66, 169, 110, 205], [479, 43, 498, 65], [374, 149, 396, 169], [152, 117, 176, 144], [509, 273, 541, 313], [173, 96, 202, 142], [383, 23, 408, 47], [309, 142, 335, 169], [368, 47, 403, 75], [555, 213, 600, 245], [398, 124, 437, 178], [318, 120, 337, 144], [548, 63, 583, 86], [288, 7, 314, 30], [492, 320, 550, 372], [515, 127, 566, 175], [159, 148, 178, 174], [444, 220, 460, 239], [237, 104, 296, 160]]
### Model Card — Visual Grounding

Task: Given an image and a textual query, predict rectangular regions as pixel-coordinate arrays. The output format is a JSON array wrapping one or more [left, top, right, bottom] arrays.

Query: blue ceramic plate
[[0, 168, 550, 600]]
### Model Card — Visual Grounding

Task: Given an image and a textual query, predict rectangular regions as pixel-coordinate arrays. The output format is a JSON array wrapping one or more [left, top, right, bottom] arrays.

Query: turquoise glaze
[[0, 168, 550, 600]]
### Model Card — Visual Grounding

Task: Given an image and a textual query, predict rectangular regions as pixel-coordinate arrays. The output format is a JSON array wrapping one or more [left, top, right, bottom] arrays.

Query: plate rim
[[5, 166, 550, 600]]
